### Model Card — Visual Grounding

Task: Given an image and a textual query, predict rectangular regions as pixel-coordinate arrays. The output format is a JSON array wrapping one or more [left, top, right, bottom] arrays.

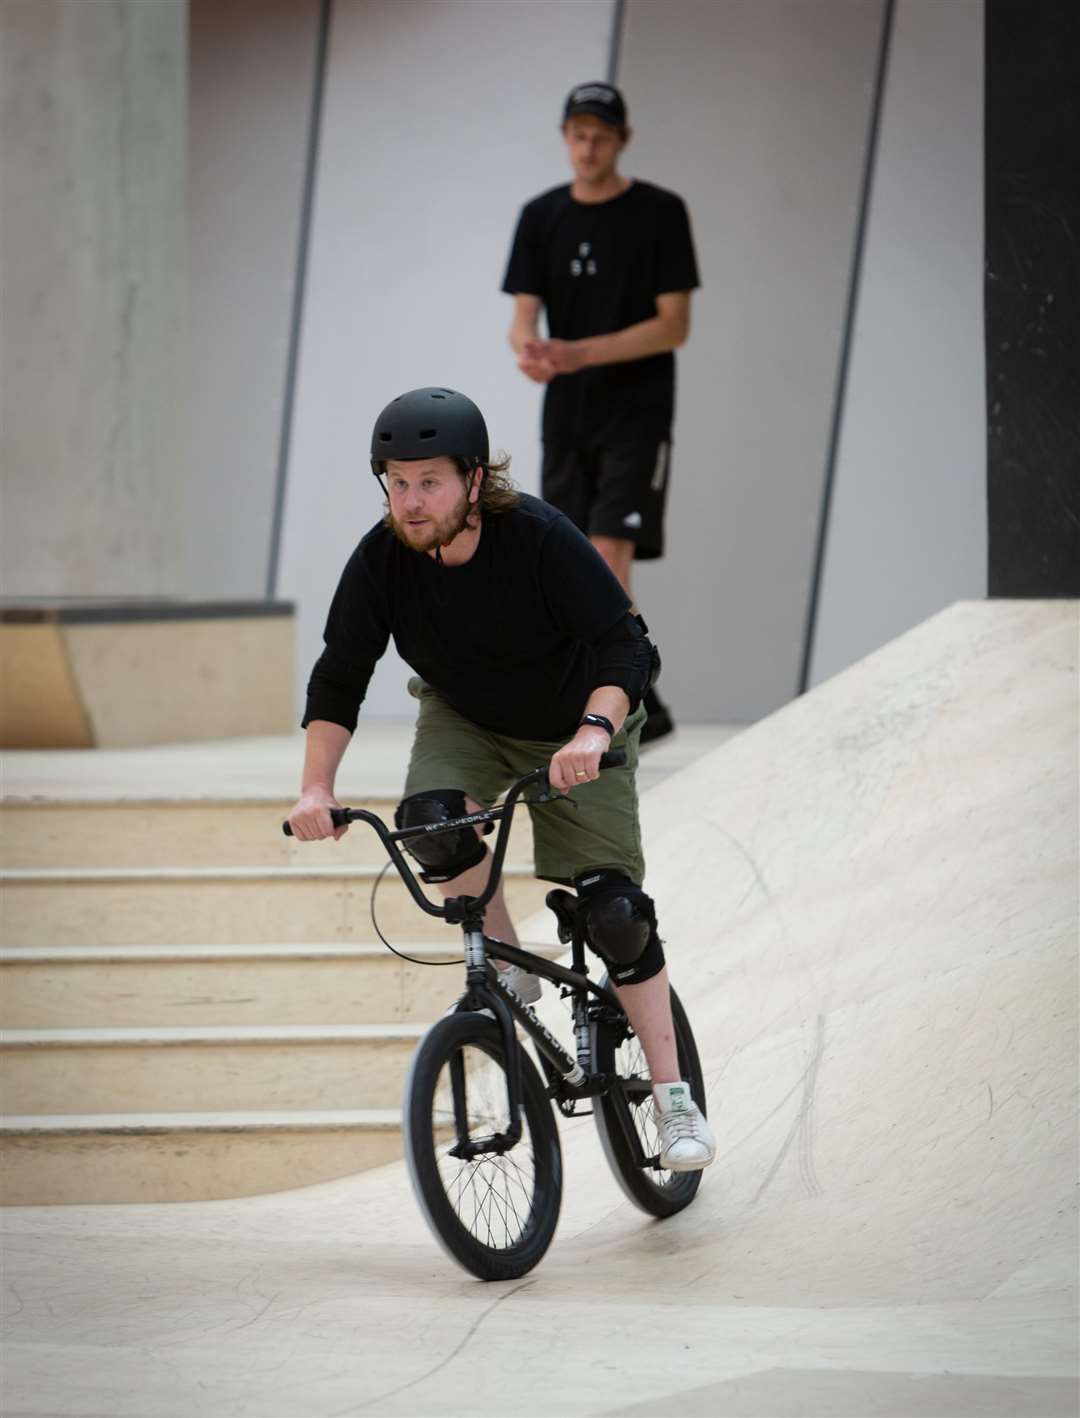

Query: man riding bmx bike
[[287, 386, 714, 1171]]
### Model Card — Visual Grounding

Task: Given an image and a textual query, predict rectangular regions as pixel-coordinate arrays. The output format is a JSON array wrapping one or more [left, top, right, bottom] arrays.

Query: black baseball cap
[[562, 81, 628, 128]]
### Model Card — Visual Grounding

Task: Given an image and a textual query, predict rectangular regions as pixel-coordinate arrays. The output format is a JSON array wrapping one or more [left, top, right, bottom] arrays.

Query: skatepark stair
[[0, 780, 553, 1203]]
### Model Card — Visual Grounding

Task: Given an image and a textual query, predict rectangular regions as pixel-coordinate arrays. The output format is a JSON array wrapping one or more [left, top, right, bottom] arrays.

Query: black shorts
[[541, 438, 672, 561]]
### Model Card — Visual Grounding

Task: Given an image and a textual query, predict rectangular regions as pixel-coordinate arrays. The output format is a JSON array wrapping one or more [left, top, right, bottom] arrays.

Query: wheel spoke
[[622, 1037, 679, 1181], [593, 993, 704, 1210], [425, 1034, 545, 1255]]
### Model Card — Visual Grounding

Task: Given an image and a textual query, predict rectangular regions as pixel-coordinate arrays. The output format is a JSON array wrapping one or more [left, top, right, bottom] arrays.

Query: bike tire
[[403, 1011, 563, 1281], [591, 983, 706, 1217]]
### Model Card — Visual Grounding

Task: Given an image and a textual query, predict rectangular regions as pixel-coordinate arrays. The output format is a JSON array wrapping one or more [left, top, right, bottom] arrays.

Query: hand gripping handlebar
[[281, 749, 627, 923], [282, 749, 626, 839]]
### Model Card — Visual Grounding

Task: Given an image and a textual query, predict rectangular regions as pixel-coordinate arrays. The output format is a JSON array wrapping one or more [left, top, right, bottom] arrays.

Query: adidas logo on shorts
[[623, 511, 643, 529]]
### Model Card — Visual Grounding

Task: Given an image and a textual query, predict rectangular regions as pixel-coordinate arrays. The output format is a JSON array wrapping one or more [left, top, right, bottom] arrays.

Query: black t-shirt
[[502, 180, 700, 445], [304, 495, 636, 742]]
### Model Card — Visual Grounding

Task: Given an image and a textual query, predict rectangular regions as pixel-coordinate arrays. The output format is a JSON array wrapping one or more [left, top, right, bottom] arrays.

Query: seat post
[[545, 887, 589, 975], [570, 902, 589, 977]]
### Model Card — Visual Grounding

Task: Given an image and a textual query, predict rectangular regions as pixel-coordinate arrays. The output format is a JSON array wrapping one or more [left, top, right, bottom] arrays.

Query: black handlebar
[[281, 748, 626, 839], [280, 748, 627, 923], [597, 748, 626, 771]]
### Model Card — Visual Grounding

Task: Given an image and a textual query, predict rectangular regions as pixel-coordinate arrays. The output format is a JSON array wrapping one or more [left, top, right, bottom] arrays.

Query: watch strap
[[579, 713, 615, 739]]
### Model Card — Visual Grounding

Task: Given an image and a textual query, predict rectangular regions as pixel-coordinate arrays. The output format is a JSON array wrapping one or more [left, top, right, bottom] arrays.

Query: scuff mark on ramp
[[752, 1012, 827, 1205]]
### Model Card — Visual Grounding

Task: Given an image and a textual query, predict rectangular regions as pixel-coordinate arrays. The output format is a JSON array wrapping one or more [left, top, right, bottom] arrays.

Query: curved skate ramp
[[5, 601, 1077, 1418]]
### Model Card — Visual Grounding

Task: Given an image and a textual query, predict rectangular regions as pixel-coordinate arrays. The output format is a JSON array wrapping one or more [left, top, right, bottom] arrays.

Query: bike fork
[[458, 929, 588, 1145], [458, 928, 525, 1148]]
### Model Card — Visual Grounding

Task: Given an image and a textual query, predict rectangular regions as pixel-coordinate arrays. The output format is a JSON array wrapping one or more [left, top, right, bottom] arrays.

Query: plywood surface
[[2, 601, 1076, 1417]]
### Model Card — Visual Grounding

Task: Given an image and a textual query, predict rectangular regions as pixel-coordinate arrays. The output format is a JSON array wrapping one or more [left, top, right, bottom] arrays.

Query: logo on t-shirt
[[570, 241, 597, 278]]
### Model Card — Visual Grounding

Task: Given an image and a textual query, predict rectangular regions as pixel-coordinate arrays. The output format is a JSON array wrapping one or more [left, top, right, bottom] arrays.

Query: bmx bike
[[284, 752, 706, 1280]]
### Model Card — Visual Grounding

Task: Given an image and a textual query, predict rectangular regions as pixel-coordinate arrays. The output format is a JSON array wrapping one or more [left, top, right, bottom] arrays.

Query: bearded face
[[384, 459, 479, 553]]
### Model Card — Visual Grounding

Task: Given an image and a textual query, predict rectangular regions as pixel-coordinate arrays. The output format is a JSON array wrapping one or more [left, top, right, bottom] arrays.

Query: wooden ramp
[[0, 601, 295, 748], [1, 722, 737, 1202], [2, 601, 1074, 1417]]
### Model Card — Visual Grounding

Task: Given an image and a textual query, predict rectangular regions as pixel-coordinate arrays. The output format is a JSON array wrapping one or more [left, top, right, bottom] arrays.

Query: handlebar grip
[[598, 749, 627, 769], [282, 807, 351, 837]]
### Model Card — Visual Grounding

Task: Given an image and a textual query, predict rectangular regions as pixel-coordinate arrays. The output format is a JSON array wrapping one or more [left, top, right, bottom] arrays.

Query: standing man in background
[[503, 81, 699, 743]]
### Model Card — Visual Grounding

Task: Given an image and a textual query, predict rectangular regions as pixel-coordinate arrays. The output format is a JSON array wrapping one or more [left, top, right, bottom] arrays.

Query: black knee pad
[[573, 870, 666, 986], [395, 789, 487, 883]]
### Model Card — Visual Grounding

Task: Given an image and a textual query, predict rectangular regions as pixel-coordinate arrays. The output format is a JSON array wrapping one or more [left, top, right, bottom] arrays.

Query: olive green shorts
[[403, 677, 646, 886]]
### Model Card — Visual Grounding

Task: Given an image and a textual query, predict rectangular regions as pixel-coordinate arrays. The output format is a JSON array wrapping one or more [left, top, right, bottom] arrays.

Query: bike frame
[[285, 759, 659, 1168]]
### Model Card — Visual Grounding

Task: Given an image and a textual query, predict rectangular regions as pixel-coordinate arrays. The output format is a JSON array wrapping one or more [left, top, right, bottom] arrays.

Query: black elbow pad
[[637, 615, 662, 696], [592, 612, 661, 710], [624, 613, 661, 708]]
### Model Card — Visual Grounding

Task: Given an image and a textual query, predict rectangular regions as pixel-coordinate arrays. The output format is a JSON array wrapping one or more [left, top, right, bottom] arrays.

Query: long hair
[[454, 451, 520, 514]]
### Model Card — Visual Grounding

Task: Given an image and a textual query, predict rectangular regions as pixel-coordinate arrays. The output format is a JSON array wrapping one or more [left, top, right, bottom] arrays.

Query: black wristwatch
[[579, 713, 615, 739]]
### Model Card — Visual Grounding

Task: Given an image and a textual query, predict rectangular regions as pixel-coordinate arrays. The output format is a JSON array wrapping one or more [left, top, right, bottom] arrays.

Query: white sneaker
[[495, 963, 542, 1006], [654, 1081, 716, 1172]]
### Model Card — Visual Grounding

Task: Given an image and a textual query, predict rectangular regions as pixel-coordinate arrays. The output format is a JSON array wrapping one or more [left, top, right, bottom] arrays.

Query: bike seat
[[544, 888, 581, 944]]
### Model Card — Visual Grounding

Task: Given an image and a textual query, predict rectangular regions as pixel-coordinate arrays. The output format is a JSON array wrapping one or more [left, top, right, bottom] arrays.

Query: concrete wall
[[279, 0, 898, 722], [278, 0, 615, 718], [1, 0, 188, 597], [620, 0, 885, 720], [188, 0, 321, 598], [808, 0, 987, 687], [4, 0, 986, 719]]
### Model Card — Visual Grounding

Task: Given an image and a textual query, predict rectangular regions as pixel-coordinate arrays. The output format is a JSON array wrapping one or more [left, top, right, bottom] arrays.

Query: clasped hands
[[517, 337, 588, 383]]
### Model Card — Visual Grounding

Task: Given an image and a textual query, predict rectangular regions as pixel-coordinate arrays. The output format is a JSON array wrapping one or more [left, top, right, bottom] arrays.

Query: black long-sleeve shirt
[[304, 494, 653, 741]]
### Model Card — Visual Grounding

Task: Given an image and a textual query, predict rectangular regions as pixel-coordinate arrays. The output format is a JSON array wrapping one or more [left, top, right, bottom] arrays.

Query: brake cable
[[368, 780, 570, 967], [369, 859, 464, 966]]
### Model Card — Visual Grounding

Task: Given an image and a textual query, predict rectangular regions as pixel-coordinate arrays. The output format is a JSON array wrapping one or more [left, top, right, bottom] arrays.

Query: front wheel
[[403, 1012, 563, 1280], [591, 983, 706, 1217]]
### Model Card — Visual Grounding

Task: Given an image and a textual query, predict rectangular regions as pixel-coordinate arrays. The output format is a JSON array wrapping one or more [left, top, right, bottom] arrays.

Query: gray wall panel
[[188, 0, 321, 599], [808, 0, 986, 687], [280, 0, 615, 719], [1, 0, 187, 597], [619, 0, 884, 720]]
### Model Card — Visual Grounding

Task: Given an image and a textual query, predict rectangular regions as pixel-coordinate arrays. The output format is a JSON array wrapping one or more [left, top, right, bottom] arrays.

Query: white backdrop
[[6, 1, 988, 726], [619, 0, 885, 719], [279, 0, 615, 719], [221, 0, 986, 723], [808, 0, 987, 686], [188, 0, 320, 599]]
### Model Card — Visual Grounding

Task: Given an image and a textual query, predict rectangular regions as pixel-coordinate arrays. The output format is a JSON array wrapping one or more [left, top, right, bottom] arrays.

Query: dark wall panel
[[985, 0, 1080, 596]]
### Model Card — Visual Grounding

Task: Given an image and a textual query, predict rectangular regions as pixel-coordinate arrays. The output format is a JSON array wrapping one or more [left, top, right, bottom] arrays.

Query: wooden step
[[0, 941, 566, 1028], [0, 864, 550, 947], [1, 1024, 426, 1114], [0, 1109, 409, 1204], [0, 797, 537, 870]]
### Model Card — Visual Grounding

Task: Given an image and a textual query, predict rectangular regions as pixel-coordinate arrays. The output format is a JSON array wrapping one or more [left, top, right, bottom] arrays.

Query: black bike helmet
[[369, 387, 489, 485]]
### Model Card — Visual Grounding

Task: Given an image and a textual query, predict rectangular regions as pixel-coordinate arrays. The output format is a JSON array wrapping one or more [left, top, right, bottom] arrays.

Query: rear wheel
[[591, 984, 706, 1217], [403, 1012, 562, 1280]]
